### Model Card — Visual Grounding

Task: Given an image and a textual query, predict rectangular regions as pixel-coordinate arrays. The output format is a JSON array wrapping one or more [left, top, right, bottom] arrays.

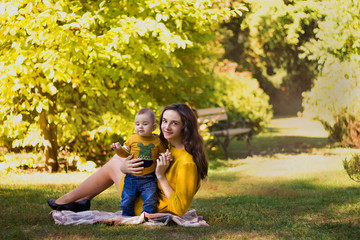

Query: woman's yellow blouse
[[119, 147, 200, 216]]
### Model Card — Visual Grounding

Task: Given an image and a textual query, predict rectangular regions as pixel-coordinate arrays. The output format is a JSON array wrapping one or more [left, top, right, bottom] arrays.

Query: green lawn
[[1, 117, 360, 239]]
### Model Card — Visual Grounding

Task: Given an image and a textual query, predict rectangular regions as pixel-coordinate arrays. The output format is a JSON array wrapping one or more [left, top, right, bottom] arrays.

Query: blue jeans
[[121, 173, 157, 216]]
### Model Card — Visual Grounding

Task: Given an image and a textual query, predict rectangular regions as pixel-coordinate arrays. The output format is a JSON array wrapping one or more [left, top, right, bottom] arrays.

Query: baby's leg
[[55, 154, 125, 204], [140, 174, 157, 214], [121, 175, 137, 216]]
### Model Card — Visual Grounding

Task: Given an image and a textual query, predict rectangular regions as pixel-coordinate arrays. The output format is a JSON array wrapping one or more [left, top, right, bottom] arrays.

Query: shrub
[[0, 150, 97, 174], [210, 62, 273, 132], [0, 152, 43, 174], [344, 117, 360, 148], [343, 153, 360, 183], [320, 114, 360, 148]]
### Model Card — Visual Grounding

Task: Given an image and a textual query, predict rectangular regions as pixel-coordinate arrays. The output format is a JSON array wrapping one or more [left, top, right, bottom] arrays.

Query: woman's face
[[161, 110, 183, 144]]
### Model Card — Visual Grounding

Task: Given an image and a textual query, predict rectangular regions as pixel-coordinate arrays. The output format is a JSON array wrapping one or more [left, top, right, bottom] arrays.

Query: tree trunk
[[39, 95, 59, 173]]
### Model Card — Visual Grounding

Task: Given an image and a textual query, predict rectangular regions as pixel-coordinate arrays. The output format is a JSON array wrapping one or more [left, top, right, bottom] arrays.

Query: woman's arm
[[167, 162, 198, 215], [156, 150, 199, 215], [114, 154, 144, 175]]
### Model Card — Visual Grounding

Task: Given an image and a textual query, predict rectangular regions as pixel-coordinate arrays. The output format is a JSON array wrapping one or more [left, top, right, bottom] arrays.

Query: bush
[[0, 147, 98, 174], [344, 117, 360, 148], [343, 153, 360, 183], [210, 62, 273, 132], [0, 152, 43, 174]]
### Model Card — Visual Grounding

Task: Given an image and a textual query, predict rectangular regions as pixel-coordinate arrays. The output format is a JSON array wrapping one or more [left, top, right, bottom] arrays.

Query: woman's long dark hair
[[159, 103, 208, 180]]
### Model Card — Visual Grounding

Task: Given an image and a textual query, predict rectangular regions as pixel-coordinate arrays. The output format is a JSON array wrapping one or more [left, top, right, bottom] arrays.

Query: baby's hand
[[111, 142, 122, 151], [164, 149, 173, 162]]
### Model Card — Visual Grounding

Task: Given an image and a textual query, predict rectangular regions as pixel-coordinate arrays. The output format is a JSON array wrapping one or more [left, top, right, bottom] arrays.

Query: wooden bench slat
[[210, 128, 251, 136], [198, 113, 228, 123], [196, 107, 226, 116]]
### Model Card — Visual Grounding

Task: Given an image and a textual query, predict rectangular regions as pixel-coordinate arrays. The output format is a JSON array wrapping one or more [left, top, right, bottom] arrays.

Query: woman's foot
[[47, 198, 76, 211], [47, 198, 91, 212], [74, 199, 91, 212]]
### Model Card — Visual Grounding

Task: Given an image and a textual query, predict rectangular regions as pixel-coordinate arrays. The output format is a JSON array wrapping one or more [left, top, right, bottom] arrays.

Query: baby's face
[[134, 113, 156, 137]]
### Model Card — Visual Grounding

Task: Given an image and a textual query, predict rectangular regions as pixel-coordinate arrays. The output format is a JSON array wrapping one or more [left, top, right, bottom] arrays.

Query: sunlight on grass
[[0, 172, 93, 185], [200, 147, 360, 201], [228, 153, 343, 178], [200, 117, 360, 206]]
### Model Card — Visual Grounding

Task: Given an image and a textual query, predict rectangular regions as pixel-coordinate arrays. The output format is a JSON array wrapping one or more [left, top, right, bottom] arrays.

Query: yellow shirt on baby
[[119, 146, 200, 216], [116, 134, 166, 176]]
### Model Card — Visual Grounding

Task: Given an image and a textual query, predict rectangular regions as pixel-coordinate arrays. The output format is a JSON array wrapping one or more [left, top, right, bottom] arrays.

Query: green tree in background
[[221, 0, 322, 115], [217, 0, 359, 147], [301, 0, 360, 147], [0, 0, 241, 172]]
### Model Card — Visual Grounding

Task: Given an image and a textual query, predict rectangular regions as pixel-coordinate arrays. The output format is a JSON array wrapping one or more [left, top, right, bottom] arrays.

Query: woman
[[48, 103, 208, 216]]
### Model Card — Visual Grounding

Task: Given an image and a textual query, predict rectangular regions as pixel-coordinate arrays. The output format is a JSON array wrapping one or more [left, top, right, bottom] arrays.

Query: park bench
[[195, 107, 255, 159]]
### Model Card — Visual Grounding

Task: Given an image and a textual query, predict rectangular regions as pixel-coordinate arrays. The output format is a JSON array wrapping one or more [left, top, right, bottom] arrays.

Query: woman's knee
[[103, 155, 124, 182]]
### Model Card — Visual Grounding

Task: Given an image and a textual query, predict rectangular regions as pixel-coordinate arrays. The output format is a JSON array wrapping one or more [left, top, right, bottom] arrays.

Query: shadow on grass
[[214, 135, 330, 160], [251, 135, 329, 155], [263, 127, 283, 134], [0, 186, 120, 239], [0, 187, 54, 239], [192, 178, 360, 239]]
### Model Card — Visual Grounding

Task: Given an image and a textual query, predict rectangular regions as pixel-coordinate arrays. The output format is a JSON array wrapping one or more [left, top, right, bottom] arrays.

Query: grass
[[1, 117, 360, 239]]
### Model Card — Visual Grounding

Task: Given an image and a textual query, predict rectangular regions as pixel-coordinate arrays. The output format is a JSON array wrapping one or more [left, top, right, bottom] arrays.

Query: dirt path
[[268, 116, 328, 138]]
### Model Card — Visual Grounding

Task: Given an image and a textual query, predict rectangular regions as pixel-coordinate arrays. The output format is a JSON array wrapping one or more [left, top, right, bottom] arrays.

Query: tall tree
[[0, 0, 241, 171]]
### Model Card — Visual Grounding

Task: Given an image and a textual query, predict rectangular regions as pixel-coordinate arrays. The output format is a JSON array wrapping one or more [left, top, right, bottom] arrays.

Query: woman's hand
[[155, 149, 172, 179], [114, 154, 144, 175], [155, 149, 174, 199], [164, 149, 173, 162]]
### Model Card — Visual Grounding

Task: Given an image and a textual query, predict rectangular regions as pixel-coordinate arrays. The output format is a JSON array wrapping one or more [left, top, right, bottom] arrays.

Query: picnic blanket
[[51, 209, 209, 227]]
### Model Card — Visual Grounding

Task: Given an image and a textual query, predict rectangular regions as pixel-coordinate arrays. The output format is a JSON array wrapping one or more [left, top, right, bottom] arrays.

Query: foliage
[[302, 61, 360, 127], [210, 62, 273, 131], [185, 60, 273, 158], [301, 0, 360, 145], [321, 114, 360, 148], [345, 117, 360, 148], [0, 152, 43, 174], [76, 156, 97, 172], [220, 0, 322, 115], [343, 153, 360, 183], [0, 0, 243, 171]]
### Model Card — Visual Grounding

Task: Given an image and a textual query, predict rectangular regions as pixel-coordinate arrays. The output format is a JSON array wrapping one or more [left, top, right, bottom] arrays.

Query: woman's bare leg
[[55, 155, 124, 204]]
